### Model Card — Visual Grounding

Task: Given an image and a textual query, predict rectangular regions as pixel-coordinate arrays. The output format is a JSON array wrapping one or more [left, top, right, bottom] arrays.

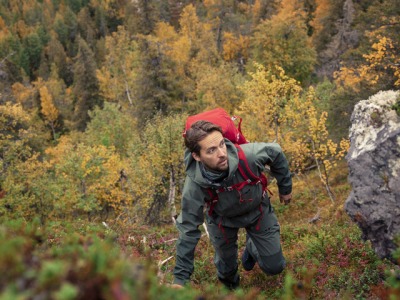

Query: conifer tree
[[134, 33, 184, 125], [21, 31, 43, 77], [77, 7, 97, 48], [71, 36, 102, 131], [46, 33, 72, 85], [125, 0, 158, 35]]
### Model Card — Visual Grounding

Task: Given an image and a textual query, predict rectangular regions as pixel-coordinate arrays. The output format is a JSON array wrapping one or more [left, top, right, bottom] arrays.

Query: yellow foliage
[[96, 67, 116, 101], [0, 102, 31, 131], [203, 0, 217, 8], [178, 4, 218, 62], [239, 70, 348, 197], [238, 63, 302, 142], [194, 63, 242, 112], [45, 140, 127, 212], [40, 86, 59, 125], [155, 22, 177, 42], [0, 16, 6, 30], [335, 35, 400, 89], [97, 26, 139, 108], [12, 82, 35, 107], [179, 4, 202, 41], [275, 0, 306, 23], [154, 22, 191, 77], [222, 32, 249, 61], [2, 153, 55, 220]]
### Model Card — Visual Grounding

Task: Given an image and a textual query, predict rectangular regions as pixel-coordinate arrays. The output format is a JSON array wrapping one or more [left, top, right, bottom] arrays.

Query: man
[[172, 120, 292, 289]]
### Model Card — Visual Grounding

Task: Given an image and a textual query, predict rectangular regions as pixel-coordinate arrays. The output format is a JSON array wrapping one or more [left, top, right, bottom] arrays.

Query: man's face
[[192, 131, 228, 172]]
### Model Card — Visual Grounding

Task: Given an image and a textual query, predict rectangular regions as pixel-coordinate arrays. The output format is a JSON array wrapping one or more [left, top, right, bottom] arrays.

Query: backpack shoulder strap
[[204, 187, 218, 216], [235, 144, 268, 191], [235, 145, 262, 180]]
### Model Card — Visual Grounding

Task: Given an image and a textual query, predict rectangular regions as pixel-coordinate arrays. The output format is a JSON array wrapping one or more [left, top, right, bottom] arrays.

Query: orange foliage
[[14, 20, 32, 38], [310, 0, 331, 43], [222, 32, 249, 62], [12, 82, 35, 108]]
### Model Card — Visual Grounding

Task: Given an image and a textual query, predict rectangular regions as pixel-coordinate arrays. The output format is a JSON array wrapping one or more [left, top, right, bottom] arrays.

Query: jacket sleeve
[[173, 176, 205, 286], [250, 142, 292, 195]]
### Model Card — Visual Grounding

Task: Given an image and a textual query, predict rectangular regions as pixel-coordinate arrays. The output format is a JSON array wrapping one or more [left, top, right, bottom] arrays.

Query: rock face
[[316, 0, 359, 79], [345, 90, 400, 262]]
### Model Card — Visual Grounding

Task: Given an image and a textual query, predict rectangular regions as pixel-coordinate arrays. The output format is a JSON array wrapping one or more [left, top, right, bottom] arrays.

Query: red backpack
[[183, 108, 247, 144], [183, 108, 268, 216]]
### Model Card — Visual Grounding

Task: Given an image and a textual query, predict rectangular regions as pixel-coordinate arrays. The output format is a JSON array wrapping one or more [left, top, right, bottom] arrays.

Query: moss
[[370, 110, 383, 127], [391, 100, 400, 116]]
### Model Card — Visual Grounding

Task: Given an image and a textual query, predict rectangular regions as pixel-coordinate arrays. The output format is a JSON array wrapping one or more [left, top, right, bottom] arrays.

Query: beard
[[203, 158, 228, 172]]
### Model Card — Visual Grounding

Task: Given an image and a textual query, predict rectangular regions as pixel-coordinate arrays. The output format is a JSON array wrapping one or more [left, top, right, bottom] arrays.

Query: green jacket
[[173, 140, 292, 286]]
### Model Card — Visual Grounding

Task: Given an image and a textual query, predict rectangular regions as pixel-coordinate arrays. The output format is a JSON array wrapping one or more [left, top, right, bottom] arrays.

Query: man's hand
[[279, 193, 292, 205]]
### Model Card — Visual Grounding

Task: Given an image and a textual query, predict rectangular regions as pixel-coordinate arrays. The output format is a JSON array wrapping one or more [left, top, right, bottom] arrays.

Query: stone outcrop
[[345, 90, 400, 262]]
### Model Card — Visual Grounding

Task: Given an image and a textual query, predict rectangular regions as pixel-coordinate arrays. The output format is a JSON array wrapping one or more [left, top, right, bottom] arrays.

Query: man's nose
[[217, 147, 225, 156]]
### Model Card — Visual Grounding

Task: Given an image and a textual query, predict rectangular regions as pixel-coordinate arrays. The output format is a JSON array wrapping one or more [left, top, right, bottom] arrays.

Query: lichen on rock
[[345, 90, 400, 262]]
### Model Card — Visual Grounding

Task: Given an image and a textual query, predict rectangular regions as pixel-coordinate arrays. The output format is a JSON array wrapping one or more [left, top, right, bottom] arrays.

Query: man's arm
[[173, 178, 204, 286], [250, 142, 293, 198]]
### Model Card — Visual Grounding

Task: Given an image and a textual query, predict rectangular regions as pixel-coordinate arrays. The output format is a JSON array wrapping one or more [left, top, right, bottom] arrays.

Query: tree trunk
[[168, 166, 177, 224]]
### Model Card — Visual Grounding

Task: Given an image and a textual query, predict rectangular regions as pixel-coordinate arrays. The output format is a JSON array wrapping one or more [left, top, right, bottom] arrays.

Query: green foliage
[[386, 267, 400, 298], [133, 35, 185, 125], [71, 37, 102, 131], [392, 98, 400, 116], [327, 86, 365, 140], [23, 33, 43, 76], [287, 221, 390, 298], [0, 218, 203, 300], [86, 102, 138, 157], [127, 112, 186, 224], [251, 3, 317, 84]]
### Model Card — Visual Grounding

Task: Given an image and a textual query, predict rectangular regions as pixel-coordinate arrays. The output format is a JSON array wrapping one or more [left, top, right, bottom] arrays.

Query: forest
[[0, 0, 399, 299]]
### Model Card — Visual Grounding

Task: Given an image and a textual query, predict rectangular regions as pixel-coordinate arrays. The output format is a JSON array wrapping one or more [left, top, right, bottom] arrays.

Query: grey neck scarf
[[199, 163, 228, 185]]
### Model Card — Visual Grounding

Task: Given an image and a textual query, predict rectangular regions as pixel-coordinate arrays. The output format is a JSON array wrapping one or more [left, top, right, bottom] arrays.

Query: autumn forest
[[1, 0, 400, 299]]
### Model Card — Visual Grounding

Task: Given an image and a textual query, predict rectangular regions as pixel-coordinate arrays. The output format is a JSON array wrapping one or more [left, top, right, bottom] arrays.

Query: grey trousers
[[207, 204, 286, 287]]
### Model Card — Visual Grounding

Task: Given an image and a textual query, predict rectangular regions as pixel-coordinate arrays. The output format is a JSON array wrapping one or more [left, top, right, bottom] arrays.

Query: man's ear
[[192, 152, 201, 162]]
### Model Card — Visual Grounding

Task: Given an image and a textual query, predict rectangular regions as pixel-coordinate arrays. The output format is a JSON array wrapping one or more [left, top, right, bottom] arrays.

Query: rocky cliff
[[345, 90, 400, 262], [316, 0, 359, 79]]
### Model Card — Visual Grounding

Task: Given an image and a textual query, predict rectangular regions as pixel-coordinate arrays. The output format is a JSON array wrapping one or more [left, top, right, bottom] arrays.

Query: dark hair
[[184, 120, 223, 154]]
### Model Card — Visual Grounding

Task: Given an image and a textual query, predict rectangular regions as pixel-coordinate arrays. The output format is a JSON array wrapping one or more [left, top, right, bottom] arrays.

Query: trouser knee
[[258, 251, 286, 275]]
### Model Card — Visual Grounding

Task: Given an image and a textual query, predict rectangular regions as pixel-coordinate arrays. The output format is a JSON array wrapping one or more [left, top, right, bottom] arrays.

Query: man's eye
[[220, 140, 225, 147], [207, 149, 215, 154]]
